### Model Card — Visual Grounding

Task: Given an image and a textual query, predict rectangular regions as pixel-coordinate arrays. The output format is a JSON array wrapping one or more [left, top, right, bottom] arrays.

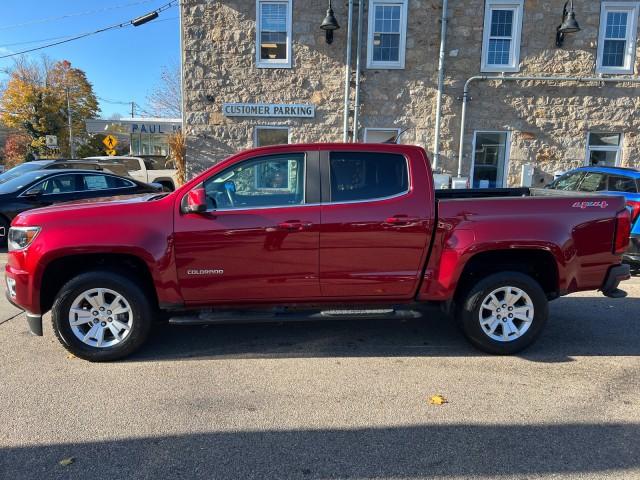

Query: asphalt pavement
[[1, 251, 639, 480]]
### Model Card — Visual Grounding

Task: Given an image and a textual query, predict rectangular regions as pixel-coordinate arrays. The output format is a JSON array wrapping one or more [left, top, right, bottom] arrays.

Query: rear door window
[[81, 174, 135, 191], [329, 152, 408, 202], [578, 172, 607, 192], [607, 175, 638, 193]]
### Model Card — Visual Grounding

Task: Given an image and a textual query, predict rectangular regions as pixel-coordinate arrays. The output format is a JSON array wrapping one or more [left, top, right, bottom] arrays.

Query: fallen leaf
[[428, 394, 448, 405], [59, 457, 75, 466], [66, 353, 76, 360]]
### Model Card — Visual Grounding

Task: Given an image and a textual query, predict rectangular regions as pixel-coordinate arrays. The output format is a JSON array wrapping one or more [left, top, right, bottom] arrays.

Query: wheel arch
[[39, 253, 159, 314], [454, 249, 560, 304]]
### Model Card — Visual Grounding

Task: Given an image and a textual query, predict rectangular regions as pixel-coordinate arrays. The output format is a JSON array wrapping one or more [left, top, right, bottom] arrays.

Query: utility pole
[[66, 86, 74, 159], [131, 101, 135, 118]]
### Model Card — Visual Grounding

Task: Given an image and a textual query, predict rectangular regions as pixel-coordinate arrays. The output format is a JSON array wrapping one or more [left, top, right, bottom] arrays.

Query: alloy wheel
[[68, 288, 133, 348], [478, 286, 534, 342]]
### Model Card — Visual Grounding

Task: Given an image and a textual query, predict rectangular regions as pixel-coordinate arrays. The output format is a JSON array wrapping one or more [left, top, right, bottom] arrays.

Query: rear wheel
[[51, 271, 153, 361], [456, 272, 548, 355]]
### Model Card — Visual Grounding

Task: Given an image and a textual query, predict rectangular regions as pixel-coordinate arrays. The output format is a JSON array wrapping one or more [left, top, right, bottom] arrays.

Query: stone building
[[181, 0, 640, 187]]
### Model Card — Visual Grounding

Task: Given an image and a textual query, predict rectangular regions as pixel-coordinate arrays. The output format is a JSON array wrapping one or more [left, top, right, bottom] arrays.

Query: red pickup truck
[[5, 143, 631, 361]]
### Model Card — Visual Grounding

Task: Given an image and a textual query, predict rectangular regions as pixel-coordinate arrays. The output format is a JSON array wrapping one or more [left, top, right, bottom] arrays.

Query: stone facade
[[181, 0, 640, 185]]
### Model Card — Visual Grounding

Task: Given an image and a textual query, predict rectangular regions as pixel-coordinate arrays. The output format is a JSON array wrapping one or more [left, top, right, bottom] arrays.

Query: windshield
[[0, 171, 49, 194], [0, 162, 45, 184]]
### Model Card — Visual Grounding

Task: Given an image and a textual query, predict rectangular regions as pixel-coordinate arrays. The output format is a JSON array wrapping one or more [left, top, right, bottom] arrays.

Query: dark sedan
[[0, 169, 160, 245]]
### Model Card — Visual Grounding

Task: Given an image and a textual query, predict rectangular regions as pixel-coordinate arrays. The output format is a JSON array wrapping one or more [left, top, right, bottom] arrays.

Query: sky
[[0, 0, 180, 118]]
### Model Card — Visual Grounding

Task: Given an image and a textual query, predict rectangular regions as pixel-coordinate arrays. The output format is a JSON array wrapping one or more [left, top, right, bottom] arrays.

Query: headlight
[[8, 226, 41, 252]]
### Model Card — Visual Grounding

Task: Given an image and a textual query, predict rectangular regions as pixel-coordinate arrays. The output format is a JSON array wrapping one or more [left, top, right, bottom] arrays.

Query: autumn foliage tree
[[0, 57, 99, 159], [2, 132, 31, 167]]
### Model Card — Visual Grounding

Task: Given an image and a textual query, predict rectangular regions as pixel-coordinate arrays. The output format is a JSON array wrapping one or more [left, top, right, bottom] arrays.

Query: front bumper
[[622, 234, 640, 265], [600, 264, 630, 298], [5, 289, 42, 336]]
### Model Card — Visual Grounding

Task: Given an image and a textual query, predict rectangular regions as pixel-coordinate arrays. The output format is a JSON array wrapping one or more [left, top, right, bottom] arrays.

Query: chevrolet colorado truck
[[5, 143, 631, 361]]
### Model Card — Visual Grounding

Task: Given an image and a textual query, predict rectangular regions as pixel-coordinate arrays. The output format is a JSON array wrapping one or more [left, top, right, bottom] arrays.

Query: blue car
[[546, 166, 640, 265]]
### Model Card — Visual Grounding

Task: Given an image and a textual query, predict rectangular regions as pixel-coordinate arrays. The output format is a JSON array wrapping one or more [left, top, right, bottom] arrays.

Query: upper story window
[[366, 0, 408, 69], [481, 0, 524, 72], [256, 0, 292, 68], [596, 2, 639, 74]]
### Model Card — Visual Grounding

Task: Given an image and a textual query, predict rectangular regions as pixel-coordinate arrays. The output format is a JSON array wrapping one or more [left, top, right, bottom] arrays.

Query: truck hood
[[13, 193, 171, 225]]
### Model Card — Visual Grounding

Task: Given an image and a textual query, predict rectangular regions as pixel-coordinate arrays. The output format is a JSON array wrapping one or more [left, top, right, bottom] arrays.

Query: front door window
[[204, 153, 305, 210], [472, 131, 509, 188]]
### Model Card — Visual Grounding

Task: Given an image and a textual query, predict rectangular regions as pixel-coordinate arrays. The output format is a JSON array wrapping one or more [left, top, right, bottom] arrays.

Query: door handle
[[385, 215, 419, 225], [276, 221, 312, 231]]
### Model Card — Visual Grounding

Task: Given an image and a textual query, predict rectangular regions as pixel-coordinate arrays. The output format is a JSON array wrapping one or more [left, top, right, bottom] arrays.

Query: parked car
[[0, 169, 161, 245], [0, 160, 102, 183], [86, 156, 177, 191], [544, 166, 640, 265], [6, 143, 630, 361]]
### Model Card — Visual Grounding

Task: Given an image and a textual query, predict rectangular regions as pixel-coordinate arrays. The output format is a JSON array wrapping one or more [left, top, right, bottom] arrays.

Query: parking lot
[[0, 250, 639, 480]]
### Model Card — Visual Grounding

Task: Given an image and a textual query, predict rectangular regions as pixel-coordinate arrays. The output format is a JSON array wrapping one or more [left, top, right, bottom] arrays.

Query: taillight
[[614, 209, 631, 254], [626, 200, 640, 224]]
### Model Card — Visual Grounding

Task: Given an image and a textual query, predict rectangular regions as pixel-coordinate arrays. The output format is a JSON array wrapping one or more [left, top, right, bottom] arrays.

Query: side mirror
[[183, 186, 208, 214], [149, 182, 165, 192]]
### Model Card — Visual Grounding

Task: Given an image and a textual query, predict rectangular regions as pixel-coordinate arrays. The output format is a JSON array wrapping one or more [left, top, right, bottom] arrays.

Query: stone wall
[[182, 0, 640, 184]]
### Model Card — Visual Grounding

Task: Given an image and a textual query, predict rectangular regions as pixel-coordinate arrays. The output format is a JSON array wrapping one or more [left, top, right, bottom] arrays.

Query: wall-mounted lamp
[[320, 0, 340, 44], [556, 0, 580, 47]]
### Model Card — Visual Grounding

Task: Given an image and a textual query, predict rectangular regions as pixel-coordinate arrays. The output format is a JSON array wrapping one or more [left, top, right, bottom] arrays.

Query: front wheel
[[456, 272, 548, 355], [52, 271, 153, 361]]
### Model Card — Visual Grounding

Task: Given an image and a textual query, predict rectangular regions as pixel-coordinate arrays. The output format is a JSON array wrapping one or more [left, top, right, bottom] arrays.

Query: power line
[[0, 1, 177, 60], [0, 0, 157, 31], [97, 96, 132, 105], [0, 17, 177, 49]]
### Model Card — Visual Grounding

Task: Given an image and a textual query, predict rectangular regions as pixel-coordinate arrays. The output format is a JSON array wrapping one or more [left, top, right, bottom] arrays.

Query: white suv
[[86, 156, 177, 191]]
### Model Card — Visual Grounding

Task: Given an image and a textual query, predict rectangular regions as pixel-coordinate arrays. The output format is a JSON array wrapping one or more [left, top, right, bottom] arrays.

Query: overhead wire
[[0, 17, 177, 49], [0, 0, 157, 31], [0, 1, 177, 59]]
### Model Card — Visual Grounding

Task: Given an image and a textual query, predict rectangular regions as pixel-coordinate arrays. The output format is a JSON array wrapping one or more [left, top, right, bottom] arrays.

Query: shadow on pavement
[[1, 423, 638, 479], [129, 295, 640, 363]]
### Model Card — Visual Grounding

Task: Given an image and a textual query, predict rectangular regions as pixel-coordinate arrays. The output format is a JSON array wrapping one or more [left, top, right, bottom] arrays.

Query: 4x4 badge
[[572, 201, 608, 209]]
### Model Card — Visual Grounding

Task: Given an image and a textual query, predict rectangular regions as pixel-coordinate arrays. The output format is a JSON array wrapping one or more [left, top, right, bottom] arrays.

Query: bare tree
[[146, 60, 182, 118]]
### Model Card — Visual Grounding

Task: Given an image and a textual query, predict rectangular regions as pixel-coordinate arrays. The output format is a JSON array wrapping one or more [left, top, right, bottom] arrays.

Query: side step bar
[[168, 308, 422, 325]]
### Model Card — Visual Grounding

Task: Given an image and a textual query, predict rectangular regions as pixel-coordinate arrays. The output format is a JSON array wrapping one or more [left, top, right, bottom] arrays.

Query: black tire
[[51, 271, 153, 361], [0, 216, 9, 248], [456, 271, 548, 355]]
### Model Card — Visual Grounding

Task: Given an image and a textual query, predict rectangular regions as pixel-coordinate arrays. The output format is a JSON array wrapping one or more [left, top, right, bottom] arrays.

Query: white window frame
[[480, 0, 524, 73], [470, 130, 511, 188], [363, 127, 401, 143], [256, 0, 293, 69], [596, 2, 639, 75], [253, 125, 290, 147], [585, 132, 623, 167], [366, 0, 408, 69]]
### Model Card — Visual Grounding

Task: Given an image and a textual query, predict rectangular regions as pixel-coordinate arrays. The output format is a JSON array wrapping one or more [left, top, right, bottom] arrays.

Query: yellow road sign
[[103, 135, 118, 149], [106, 149, 117, 156]]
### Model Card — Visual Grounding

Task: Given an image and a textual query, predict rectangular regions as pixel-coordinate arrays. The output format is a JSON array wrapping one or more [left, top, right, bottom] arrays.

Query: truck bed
[[434, 187, 606, 200]]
